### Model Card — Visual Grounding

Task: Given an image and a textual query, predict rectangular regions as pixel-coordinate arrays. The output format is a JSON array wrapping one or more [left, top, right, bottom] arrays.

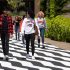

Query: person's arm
[[8, 16, 13, 38], [35, 18, 40, 36], [44, 18, 48, 31], [43, 18, 47, 28], [21, 19, 26, 35], [8, 16, 13, 34], [0, 16, 2, 28], [19, 20, 23, 32]]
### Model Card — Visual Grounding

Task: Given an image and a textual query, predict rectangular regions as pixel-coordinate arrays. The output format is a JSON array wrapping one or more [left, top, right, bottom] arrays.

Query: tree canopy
[[40, 0, 69, 17], [0, 0, 70, 16], [7, 0, 25, 11]]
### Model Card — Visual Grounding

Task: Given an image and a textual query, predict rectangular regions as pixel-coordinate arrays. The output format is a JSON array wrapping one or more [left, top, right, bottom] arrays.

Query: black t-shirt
[[15, 20, 19, 26], [15, 19, 21, 27]]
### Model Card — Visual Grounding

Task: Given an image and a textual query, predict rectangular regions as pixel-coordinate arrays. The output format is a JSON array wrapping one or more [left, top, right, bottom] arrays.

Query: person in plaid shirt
[[0, 10, 13, 60]]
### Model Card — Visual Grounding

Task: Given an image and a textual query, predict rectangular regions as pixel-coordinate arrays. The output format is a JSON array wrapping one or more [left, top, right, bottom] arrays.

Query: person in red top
[[0, 10, 13, 60]]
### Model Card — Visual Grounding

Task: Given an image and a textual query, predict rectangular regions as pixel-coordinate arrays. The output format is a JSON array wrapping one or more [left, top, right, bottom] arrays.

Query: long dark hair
[[28, 10, 34, 19], [22, 15, 26, 19]]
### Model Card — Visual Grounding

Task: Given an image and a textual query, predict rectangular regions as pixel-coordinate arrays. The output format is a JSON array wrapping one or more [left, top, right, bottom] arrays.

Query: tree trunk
[[46, 0, 50, 17], [34, 0, 40, 16], [49, 0, 55, 18]]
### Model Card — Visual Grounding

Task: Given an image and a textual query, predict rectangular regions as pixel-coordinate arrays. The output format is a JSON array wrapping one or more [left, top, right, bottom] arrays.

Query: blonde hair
[[36, 11, 44, 18]]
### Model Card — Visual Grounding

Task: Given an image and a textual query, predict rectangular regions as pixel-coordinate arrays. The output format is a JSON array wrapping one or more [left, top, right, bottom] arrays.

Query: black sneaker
[[6, 57, 9, 61], [42, 45, 45, 49], [42, 47, 45, 49], [38, 44, 40, 48]]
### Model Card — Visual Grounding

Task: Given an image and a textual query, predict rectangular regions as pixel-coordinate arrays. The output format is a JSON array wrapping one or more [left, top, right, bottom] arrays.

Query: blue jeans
[[38, 28, 45, 46]]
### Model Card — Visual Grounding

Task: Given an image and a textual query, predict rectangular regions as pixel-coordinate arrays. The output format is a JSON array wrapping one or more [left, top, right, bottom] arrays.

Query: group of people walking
[[0, 10, 47, 60]]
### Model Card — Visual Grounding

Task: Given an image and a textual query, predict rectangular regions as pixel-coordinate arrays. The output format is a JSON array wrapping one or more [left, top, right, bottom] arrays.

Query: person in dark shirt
[[14, 16, 21, 40], [0, 10, 13, 60]]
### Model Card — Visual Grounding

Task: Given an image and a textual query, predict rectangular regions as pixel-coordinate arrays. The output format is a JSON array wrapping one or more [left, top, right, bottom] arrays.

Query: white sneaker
[[3, 56, 6, 60], [32, 56, 35, 60], [23, 44, 25, 48], [26, 54, 30, 60], [5, 55, 9, 58], [3, 55, 9, 60]]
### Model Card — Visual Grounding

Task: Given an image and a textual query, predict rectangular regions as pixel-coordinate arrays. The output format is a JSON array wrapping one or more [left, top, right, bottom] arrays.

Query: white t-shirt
[[21, 18, 40, 36], [35, 17, 47, 28]]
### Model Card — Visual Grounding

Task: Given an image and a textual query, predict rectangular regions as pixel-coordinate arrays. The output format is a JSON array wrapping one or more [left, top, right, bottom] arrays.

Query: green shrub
[[45, 16, 70, 42]]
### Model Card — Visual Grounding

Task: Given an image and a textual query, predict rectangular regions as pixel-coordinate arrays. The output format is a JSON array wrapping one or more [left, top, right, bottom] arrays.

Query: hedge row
[[45, 16, 70, 42]]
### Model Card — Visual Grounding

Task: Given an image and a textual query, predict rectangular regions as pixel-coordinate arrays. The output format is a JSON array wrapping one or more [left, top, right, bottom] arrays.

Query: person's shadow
[[0, 57, 3, 60], [0, 57, 13, 61]]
